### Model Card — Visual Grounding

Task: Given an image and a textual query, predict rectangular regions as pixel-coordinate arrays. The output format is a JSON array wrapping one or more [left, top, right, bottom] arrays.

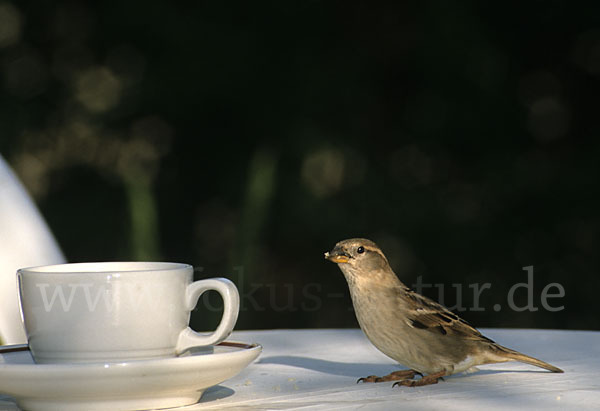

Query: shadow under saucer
[[198, 385, 235, 404]]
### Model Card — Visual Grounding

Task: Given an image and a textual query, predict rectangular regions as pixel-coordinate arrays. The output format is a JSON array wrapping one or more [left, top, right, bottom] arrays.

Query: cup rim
[[17, 262, 192, 275]]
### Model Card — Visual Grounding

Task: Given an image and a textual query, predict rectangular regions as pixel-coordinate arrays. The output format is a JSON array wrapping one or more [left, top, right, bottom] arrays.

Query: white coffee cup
[[17, 262, 239, 364]]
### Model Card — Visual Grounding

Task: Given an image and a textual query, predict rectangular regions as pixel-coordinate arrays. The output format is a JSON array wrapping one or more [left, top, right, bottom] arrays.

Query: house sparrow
[[325, 238, 563, 387]]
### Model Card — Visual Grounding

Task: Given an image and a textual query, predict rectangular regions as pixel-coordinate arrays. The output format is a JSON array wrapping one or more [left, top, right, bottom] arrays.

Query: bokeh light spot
[[75, 66, 122, 113], [0, 2, 22, 48], [301, 148, 345, 197]]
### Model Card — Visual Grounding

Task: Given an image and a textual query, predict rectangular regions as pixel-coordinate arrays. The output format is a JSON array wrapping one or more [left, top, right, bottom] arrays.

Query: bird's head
[[324, 238, 392, 277]]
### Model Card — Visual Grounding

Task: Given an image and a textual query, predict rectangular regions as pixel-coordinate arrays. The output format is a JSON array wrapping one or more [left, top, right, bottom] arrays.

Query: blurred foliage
[[1, 1, 599, 331]]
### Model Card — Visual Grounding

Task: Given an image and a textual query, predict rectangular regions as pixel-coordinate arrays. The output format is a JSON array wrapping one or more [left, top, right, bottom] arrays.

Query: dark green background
[[1, 1, 597, 331]]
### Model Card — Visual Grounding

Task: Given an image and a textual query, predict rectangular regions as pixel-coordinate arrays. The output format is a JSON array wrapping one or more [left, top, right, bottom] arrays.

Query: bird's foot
[[392, 370, 446, 387], [357, 369, 422, 383]]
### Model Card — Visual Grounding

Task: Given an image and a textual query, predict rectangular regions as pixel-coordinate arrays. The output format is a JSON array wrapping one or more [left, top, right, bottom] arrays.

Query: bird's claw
[[357, 370, 421, 384], [357, 375, 379, 383], [392, 371, 446, 387]]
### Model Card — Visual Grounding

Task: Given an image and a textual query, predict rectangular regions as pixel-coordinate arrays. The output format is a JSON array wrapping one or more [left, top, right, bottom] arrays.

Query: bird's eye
[[357, 246, 365, 254]]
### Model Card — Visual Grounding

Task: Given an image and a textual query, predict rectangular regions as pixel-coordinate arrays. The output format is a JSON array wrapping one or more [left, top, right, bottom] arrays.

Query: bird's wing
[[402, 289, 495, 343]]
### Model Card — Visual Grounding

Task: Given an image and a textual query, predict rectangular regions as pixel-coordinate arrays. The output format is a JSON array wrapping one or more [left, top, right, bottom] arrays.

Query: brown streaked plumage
[[325, 238, 563, 387]]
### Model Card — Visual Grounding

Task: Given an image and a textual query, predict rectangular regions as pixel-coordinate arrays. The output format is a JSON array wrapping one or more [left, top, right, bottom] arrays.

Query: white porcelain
[[0, 154, 65, 344], [18, 262, 240, 363], [0, 342, 261, 411]]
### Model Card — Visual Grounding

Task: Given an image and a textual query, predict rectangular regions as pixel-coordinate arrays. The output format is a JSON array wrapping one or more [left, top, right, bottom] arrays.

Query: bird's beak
[[324, 248, 351, 263]]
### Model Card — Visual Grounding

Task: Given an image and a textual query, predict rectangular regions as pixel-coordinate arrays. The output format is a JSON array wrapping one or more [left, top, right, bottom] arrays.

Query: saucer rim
[[0, 341, 262, 370]]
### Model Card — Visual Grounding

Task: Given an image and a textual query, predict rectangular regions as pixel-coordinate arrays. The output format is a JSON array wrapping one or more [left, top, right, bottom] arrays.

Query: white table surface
[[1, 328, 598, 410]]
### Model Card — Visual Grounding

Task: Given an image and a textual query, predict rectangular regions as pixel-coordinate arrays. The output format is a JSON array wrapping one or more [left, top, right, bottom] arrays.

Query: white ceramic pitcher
[[0, 154, 65, 344]]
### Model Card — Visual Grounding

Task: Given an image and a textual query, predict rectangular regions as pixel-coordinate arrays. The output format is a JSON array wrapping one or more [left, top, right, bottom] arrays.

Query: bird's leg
[[357, 369, 422, 383], [392, 370, 447, 387]]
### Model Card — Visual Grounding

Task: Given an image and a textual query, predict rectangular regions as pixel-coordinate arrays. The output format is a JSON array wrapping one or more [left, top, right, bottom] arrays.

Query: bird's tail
[[492, 344, 563, 373]]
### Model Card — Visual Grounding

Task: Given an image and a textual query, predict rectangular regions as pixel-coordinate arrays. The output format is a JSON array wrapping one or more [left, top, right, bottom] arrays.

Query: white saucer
[[0, 341, 261, 411]]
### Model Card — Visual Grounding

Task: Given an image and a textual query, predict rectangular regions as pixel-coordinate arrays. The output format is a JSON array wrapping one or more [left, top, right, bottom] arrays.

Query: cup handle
[[176, 278, 240, 352]]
